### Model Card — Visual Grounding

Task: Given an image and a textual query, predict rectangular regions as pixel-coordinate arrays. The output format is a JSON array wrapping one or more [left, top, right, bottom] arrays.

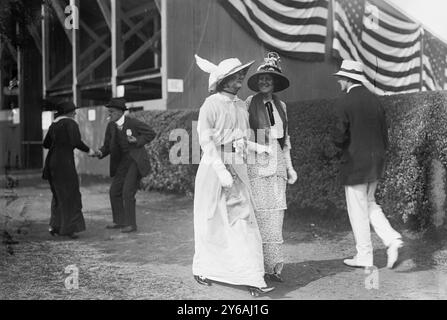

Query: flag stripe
[[422, 31, 447, 91], [336, 12, 420, 67], [361, 34, 420, 63], [220, 0, 328, 61], [367, 18, 421, 42], [242, 1, 327, 39], [375, 17, 420, 35], [368, 5, 419, 32], [363, 26, 421, 49], [336, 30, 420, 86], [253, 0, 328, 23], [274, 0, 328, 10], [240, 0, 326, 42], [333, 0, 423, 95]]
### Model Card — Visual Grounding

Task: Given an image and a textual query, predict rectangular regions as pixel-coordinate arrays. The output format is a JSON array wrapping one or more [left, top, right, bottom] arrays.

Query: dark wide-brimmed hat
[[247, 52, 290, 93], [105, 97, 128, 111], [55, 101, 77, 118]]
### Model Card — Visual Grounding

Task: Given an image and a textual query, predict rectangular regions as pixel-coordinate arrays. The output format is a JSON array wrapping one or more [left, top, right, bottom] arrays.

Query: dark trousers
[[109, 155, 141, 227]]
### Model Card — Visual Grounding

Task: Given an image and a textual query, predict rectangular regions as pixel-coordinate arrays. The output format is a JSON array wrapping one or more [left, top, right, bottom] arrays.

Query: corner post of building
[[17, 22, 26, 168], [111, 0, 123, 97], [41, 3, 50, 99], [0, 40, 3, 111], [71, 0, 81, 106], [160, 0, 167, 107]]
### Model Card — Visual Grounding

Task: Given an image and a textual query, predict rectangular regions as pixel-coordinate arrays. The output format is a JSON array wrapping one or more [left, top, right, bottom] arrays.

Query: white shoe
[[343, 258, 373, 268], [387, 239, 403, 269]]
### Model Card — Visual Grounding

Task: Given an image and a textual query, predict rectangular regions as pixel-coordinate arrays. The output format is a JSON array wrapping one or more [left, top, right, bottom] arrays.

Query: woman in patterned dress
[[245, 53, 298, 282]]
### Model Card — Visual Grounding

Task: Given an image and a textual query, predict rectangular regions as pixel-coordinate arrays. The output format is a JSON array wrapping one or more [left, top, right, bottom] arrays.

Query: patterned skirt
[[247, 140, 287, 274]]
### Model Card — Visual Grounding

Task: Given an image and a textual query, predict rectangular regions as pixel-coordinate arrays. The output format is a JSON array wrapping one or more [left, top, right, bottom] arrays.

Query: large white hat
[[334, 60, 368, 83], [195, 54, 255, 92]]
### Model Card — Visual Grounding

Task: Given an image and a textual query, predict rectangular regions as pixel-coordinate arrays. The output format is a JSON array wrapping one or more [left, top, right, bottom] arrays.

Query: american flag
[[422, 30, 447, 91], [333, 0, 423, 95], [219, 0, 329, 61]]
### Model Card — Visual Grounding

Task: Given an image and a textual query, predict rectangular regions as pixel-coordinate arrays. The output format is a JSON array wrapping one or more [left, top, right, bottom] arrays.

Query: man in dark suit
[[332, 60, 403, 269], [95, 98, 156, 233]]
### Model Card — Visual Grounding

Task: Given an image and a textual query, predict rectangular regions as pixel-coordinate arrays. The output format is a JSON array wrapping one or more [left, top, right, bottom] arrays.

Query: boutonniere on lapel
[[126, 129, 137, 144]]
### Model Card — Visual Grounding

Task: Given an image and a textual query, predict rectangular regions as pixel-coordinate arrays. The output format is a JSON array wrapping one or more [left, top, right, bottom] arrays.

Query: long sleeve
[[99, 122, 112, 158], [280, 101, 292, 151], [43, 127, 53, 149], [66, 120, 90, 152], [283, 104, 294, 171], [197, 100, 232, 186], [380, 103, 389, 150], [198, 102, 221, 166], [333, 100, 350, 150], [131, 118, 156, 148]]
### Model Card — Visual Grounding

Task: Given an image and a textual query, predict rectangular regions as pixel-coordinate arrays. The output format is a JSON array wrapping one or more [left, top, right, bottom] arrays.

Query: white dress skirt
[[192, 93, 267, 288]]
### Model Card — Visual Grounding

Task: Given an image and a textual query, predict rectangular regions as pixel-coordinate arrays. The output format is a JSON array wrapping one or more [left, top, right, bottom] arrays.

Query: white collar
[[347, 84, 362, 93], [53, 116, 75, 123], [218, 92, 240, 102], [115, 114, 125, 126]]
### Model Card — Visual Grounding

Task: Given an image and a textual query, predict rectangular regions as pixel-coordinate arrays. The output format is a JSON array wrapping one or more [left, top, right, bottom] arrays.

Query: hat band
[[339, 68, 364, 75]]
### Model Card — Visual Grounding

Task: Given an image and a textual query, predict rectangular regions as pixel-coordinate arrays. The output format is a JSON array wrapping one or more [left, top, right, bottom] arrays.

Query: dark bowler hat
[[106, 97, 128, 111], [55, 101, 77, 118]]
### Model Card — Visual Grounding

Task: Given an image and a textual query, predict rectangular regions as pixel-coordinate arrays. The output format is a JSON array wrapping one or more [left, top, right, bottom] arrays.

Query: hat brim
[[247, 71, 290, 93], [54, 102, 77, 117], [333, 71, 368, 83], [209, 60, 255, 92], [105, 104, 128, 111], [55, 107, 76, 118]]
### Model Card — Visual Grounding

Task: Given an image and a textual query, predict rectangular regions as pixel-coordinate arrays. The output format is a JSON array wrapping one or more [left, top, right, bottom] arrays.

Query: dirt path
[[1, 180, 447, 300]]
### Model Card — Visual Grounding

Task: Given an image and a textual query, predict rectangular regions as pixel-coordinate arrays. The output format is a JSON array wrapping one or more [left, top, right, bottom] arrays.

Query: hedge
[[134, 110, 199, 196], [287, 91, 447, 230], [133, 90, 447, 230]]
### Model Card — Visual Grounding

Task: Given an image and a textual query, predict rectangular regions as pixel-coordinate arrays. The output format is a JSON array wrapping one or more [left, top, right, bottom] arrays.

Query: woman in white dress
[[192, 55, 274, 296]]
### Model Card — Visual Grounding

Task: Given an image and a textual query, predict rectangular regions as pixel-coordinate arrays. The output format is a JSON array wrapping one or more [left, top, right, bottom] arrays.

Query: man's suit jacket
[[333, 86, 389, 186], [99, 116, 156, 177]]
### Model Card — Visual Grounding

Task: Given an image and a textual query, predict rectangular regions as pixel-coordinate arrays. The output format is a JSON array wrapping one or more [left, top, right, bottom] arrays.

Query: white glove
[[202, 141, 234, 188], [287, 167, 297, 185], [216, 167, 234, 188], [247, 141, 272, 154], [284, 148, 297, 185]]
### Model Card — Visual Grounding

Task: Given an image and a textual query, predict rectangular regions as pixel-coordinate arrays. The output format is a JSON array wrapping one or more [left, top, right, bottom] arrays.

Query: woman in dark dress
[[42, 101, 94, 239]]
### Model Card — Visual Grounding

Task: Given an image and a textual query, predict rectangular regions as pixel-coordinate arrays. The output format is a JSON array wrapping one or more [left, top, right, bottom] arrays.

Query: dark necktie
[[265, 102, 275, 126]]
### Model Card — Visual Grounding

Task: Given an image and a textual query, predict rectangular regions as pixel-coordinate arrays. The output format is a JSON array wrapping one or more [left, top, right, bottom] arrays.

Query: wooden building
[[0, 0, 442, 176]]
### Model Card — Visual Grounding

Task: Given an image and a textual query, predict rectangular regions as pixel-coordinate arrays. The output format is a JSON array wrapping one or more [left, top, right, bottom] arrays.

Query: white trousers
[[345, 181, 401, 266]]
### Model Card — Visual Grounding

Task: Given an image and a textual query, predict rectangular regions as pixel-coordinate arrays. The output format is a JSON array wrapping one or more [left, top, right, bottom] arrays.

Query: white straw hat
[[334, 60, 368, 83], [195, 54, 255, 92]]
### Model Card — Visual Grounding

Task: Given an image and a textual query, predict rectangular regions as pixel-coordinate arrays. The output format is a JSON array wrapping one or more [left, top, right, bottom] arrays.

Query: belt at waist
[[219, 144, 236, 153]]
